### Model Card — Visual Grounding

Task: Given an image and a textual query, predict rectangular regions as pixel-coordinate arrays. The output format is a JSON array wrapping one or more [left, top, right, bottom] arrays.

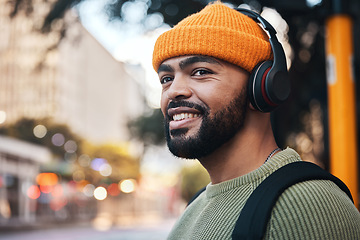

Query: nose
[[166, 76, 192, 100]]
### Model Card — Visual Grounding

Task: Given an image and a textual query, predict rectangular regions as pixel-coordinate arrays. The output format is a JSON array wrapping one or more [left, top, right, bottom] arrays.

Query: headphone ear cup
[[248, 61, 275, 112], [237, 7, 290, 112]]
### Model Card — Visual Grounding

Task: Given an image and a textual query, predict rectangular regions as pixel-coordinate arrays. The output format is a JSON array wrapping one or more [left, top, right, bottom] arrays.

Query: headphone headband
[[235, 8, 290, 112], [235, 8, 287, 73], [235, 8, 277, 36]]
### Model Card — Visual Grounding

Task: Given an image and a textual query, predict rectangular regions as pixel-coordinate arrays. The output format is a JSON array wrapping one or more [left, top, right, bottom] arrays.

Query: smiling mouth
[[167, 106, 203, 133], [172, 113, 200, 121], [168, 106, 202, 123]]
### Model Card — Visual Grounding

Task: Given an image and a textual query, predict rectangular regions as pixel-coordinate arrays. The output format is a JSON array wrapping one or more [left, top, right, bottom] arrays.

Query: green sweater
[[168, 148, 360, 240]]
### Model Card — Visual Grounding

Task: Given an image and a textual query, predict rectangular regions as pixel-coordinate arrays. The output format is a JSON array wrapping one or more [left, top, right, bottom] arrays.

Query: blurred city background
[[0, 0, 359, 239]]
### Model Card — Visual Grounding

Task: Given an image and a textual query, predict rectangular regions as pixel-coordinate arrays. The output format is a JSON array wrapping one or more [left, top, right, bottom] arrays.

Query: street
[[0, 219, 175, 240]]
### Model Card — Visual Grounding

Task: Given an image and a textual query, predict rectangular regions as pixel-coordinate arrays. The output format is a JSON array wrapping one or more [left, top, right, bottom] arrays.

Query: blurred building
[[0, 1, 145, 144], [0, 1, 180, 230], [0, 135, 51, 226]]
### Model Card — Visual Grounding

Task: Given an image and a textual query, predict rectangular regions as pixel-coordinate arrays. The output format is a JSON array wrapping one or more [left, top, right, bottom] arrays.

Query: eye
[[193, 69, 213, 76], [160, 76, 173, 84]]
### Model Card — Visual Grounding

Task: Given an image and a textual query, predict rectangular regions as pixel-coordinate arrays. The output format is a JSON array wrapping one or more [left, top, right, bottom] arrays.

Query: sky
[[76, 0, 293, 110], [77, 0, 170, 109]]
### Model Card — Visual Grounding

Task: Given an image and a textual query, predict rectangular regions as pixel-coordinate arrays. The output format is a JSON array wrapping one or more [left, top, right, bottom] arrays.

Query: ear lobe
[[249, 101, 257, 111]]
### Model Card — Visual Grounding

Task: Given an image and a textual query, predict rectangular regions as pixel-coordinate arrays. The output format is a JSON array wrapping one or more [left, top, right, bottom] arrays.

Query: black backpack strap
[[187, 187, 206, 206], [232, 161, 353, 240]]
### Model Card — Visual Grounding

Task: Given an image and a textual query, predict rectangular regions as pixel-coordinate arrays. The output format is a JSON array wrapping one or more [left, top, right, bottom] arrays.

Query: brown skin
[[158, 55, 279, 184]]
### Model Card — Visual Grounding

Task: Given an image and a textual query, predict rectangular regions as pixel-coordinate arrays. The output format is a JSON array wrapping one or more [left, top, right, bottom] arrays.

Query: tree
[[0, 117, 82, 158], [128, 108, 165, 146], [7, 0, 360, 171], [0, 118, 140, 184], [81, 142, 140, 184]]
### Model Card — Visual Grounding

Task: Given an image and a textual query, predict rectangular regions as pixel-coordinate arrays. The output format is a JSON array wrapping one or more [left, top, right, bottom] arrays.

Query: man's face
[[158, 55, 249, 159]]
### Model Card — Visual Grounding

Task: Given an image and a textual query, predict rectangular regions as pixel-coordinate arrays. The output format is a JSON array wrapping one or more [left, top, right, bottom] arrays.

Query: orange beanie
[[152, 2, 272, 72]]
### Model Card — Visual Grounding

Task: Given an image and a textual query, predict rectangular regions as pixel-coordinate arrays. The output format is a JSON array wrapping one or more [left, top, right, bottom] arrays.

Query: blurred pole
[[325, 0, 358, 207]]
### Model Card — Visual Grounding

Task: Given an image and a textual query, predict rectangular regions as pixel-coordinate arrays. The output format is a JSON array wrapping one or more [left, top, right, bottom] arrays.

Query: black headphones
[[235, 8, 291, 112]]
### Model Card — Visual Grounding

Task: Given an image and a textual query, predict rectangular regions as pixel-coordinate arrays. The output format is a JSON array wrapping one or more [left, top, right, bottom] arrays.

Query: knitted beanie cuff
[[153, 26, 272, 72], [152, 3, 273, 72]]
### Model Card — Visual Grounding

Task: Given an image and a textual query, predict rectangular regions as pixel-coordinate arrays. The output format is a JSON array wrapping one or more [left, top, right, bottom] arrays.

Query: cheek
[[197, 85, 242, 112], [160, 95, 168, 117]]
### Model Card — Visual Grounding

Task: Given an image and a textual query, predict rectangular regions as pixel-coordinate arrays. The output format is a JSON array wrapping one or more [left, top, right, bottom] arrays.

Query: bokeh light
[[36, 173, 58, 186], [33, 124, 47, 138], [51, 184, 64, 198], [83, 184, 95, 197], [119, 179, 136, 193], [51, 133, 65, 146], [64, 140, 77, 153], [27, 185, 41, 200], [40, 185, 53, 193], [94, 186, 107, 200], [0, 111, 6, 124], [91, 158, 107, 171], [99, 163, 112, 177], [121, 1, 147, 24], [78, 154, 91, 167]]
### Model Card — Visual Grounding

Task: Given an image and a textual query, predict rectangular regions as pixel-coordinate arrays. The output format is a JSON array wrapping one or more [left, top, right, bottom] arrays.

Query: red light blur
[[27, 185, 41, 199], [107, 183, 120, 196], [40, 184, 53, 193], [51, 184, 64, 198]]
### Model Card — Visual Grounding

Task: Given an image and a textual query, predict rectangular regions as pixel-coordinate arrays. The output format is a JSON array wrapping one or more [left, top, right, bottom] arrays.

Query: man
[[152, 2, 360, 239]]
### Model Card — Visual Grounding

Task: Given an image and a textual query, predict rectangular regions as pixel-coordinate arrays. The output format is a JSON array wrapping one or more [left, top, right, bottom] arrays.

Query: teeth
[[172, 113, 199, 121]]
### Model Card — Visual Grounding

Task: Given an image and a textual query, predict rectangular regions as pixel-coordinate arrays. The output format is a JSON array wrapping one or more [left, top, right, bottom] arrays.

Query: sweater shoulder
[[266, 179, 360, 240]]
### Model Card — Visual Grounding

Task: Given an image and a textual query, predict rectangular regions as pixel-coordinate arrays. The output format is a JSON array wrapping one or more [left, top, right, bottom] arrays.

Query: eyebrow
[[157, 64, 174, 74], [157, 55, 222, 74], [179, 56, 222, 69]]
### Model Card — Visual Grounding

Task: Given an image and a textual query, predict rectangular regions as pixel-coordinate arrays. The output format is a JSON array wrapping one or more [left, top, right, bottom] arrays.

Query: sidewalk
[[0, 218, 176, 240]]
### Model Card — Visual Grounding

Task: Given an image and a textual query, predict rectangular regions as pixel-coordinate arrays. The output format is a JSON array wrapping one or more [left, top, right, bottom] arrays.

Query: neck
[[199, 111, 278, 184]]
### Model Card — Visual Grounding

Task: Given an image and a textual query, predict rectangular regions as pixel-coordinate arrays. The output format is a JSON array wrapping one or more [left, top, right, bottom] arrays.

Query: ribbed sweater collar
[[205, 148, 301, 199]]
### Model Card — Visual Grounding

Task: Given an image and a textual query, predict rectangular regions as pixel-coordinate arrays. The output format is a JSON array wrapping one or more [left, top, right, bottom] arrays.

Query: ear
[[248, 101, 257, 111]]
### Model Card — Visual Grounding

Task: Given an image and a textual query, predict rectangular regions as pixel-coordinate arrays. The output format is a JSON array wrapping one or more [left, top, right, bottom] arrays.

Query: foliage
[[81, 142, 140, 184], [128, 108, 165, 146], [0, 117, 82, 158], [8, 0, 360, 32], [106, 0, 207, 27], [8, 0, 81, 33], [0, 118, 140, 184], [180, 162, 210, 202]]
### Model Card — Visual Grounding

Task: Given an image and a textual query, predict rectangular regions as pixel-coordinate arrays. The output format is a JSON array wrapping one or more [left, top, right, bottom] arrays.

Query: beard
[[164, 89, 248, 159]]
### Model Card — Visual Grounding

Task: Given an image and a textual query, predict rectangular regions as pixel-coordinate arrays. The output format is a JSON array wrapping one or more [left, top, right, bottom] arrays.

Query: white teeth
[[172, 113, 200, 121]]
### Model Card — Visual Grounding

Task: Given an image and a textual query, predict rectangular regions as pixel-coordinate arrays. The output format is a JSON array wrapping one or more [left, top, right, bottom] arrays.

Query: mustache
[[167, 100, 208, 113]]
